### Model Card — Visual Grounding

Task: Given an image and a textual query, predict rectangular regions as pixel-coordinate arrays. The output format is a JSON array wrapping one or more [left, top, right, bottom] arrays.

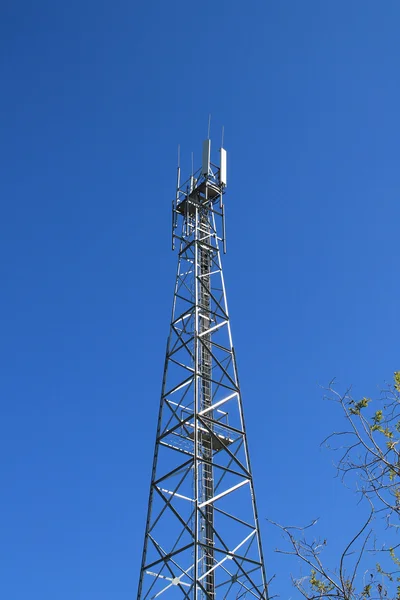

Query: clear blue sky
[[1, 2, 399, 599]]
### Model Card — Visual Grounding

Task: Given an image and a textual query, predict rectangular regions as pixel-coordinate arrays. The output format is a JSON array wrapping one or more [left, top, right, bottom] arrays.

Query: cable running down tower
[[137, 137, 268, 599]]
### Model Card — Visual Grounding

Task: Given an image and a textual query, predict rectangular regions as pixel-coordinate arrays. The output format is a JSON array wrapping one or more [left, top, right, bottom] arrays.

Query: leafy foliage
[[273, 373, 400, 600], [330, 372, 400, 523]]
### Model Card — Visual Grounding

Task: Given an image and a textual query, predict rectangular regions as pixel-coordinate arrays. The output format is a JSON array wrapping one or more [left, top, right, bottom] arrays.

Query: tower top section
[[172, 139, 228, 252]]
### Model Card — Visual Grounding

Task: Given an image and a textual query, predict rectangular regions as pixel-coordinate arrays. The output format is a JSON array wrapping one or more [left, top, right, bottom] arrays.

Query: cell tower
[[137, 136, 268, 600]]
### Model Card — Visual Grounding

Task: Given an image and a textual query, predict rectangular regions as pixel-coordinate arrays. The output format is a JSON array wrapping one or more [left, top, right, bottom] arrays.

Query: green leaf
[[394, 371, 400, 392]]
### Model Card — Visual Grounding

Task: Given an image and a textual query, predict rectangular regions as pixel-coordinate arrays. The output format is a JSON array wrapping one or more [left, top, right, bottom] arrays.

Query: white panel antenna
[[220, 147, 227, 186], [202, 139, 211, 176]]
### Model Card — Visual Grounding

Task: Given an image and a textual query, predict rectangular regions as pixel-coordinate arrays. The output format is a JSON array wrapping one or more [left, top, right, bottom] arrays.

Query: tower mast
[[137, 138, 268, 600]]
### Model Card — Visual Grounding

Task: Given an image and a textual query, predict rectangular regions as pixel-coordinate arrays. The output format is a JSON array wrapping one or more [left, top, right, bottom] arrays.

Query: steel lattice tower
[[137, 138, 268, 600]]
